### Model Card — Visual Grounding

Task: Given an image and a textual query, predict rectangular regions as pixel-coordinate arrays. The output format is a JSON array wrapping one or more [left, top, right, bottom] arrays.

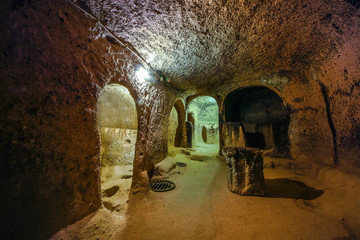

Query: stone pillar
[[222, 122, 246, 148], [185, 121, 193, 148], [180, 123, 188, 148], [202, 125, 207, 143], [222, 147, 265, 196]]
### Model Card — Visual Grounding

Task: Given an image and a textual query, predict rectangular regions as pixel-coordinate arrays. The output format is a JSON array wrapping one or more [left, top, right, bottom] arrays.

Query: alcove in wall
[[224, 86, 290, 156], [97, 84, 138, 214]]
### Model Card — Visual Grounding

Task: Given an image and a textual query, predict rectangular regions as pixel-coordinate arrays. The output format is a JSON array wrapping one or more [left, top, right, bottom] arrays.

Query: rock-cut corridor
[[52, 144, 360, 240], [1, 0, 359, 239]]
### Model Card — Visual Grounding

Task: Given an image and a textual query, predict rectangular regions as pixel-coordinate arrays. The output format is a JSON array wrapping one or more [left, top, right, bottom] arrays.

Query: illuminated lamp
[[135, 66, 150, 83]]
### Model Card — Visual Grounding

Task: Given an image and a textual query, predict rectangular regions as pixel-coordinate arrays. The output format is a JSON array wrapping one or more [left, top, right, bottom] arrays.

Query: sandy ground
[[51, 144, 360, 240], [100, 164, 133, 215]]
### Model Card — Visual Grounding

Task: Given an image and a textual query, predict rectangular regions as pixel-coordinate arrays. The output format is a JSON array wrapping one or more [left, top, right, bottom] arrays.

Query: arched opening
[[187, 96, 219, 151], [223, 86, 290, 156], [168, 100, 186, 155], [97, 84, 138, 215]]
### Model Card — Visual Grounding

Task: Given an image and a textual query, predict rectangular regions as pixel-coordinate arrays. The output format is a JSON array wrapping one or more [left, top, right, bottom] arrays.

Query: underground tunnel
[[1, 0, 360, 239]]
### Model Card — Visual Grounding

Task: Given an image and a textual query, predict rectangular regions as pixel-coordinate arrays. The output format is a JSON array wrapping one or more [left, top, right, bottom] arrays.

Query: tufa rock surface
[[0, 0, 359, 239], [222, 147, 265, 196]]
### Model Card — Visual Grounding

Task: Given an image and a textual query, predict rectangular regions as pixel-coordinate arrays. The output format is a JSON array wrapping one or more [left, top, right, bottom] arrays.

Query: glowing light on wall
[[136, 67, 150, 83], [146, 53, 155, 63]]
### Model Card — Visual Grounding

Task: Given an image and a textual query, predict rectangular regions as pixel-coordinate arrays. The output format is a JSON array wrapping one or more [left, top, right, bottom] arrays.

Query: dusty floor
[[52, 144, 360, 240], [101, 164, 133, 215]]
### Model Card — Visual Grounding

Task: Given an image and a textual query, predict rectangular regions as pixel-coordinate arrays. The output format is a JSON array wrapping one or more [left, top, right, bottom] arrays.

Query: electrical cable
[[66, 0, 184, 96], [66, 0, 154, 70]]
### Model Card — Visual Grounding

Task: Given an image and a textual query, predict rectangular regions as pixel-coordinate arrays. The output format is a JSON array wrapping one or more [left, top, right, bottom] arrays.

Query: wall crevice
[[318, 81, 339, 165]]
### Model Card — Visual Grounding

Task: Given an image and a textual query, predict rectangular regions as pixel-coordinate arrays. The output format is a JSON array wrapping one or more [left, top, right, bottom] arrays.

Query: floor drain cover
[[176, 162, 187, 167], [150, 180, 176, 192]]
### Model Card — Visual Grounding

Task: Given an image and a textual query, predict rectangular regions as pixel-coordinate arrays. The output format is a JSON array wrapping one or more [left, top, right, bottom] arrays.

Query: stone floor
[[52, 144, 360, 240]]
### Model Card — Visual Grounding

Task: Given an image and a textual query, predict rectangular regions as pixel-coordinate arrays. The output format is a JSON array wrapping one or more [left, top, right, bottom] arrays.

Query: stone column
[[180, 123, 188, 148], [185, 121, 193, 148], [222, 147, 265, 196]]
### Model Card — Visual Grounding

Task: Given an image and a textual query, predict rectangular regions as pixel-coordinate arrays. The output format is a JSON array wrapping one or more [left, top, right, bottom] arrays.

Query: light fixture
[[135, 66, 150, 83], [146, 53, 155, 63]]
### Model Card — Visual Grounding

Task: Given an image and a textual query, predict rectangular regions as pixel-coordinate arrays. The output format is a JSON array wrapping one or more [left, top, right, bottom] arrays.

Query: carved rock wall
[[168, 106, 178, 151], [312, 35, 360, 167], [0, 1, 177, 239], [222, 123, 246, 148], [0, 0, 359, 239]]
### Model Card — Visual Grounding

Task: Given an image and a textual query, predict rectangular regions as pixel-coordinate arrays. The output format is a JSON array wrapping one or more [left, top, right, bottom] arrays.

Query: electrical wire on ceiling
[[65, 0, 184, 96]]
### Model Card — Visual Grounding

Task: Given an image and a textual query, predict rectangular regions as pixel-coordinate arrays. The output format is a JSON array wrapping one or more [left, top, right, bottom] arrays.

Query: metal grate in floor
[[150, 180, 176, 192], [176, 162, 187, 167]]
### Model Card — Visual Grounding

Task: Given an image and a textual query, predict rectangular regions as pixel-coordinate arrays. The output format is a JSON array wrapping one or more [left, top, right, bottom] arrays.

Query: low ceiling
[[80, 0, 358, 94]]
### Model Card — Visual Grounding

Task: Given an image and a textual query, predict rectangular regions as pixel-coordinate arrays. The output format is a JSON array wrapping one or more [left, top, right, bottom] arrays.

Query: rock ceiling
[[80, 0, 358, 94]]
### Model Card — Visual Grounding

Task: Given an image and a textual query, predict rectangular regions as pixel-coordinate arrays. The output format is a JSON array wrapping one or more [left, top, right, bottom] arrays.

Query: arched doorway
[[223, 86, 290, 156], [168, 100, 186, 154], [97, 84, 138, 214], [187, 96, 219, 150], [174, 100, 186, 148]]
